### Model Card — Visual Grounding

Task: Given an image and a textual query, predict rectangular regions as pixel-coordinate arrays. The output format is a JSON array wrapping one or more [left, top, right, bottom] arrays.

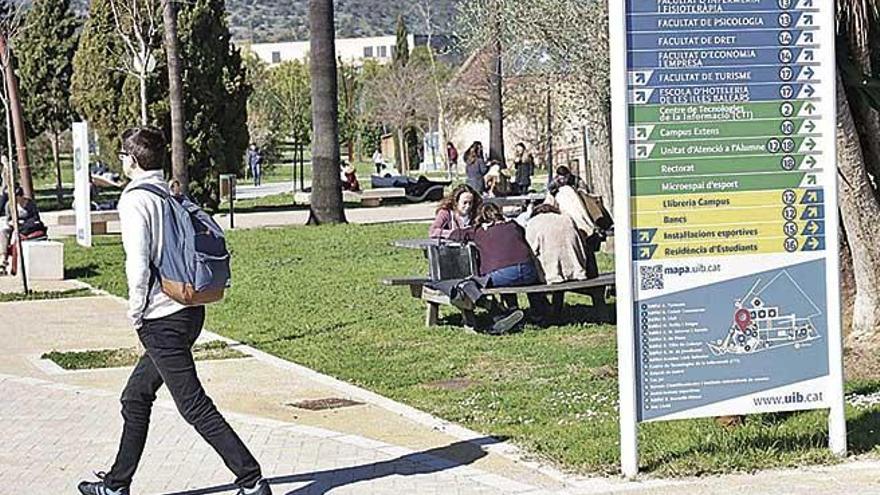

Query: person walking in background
[[464, 141, 489, 195], [78, 127, 271, 495], [513, 142, 535, 195], [247, 143, 263, 187], [446, 141, 459, 178], [372, 148, 386, 175]]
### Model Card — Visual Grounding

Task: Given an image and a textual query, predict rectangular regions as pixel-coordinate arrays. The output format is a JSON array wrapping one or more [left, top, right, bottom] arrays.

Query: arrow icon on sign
[[806, 237, 820, 250], [803, 102, 817, 114], [637, 146, 649, 158], [635, 73, 646, 84], [803, 206, 821, 219], [804, 0, 814, 7], [803, 190, 819, 203], [805, 156, 817, 168], [637, 246, 658, 260], [803, 32, 814, 44], [637, 127, 648, 139], [805, 221, 819, 234], [807, 175, 817, 185], [804, 85, 816, 97], [805, 138, 817, 151], [803, 50, 814, 62], [636, 91, 647, 103], [804, 121, 816, 132], [802, 14, 814, 26]]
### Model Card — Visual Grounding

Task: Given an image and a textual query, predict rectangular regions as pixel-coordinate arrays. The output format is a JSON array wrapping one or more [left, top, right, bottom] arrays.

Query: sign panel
[[610, 0, 845, 475], [72, 122, 91, 248]]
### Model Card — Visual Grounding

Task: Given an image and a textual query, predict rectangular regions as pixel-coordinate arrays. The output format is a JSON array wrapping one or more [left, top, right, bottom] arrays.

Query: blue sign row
[[626, 0, 818, 14], [630, 66, 817, 87], [628, 12, 815, 32], [628, 29, 816, 50], [628, 47, 816, 69]]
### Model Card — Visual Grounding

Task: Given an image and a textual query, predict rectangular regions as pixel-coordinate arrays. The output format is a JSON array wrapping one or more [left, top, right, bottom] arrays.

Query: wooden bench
[[383, 272, 616, 328], [55, 210, 120, 235]]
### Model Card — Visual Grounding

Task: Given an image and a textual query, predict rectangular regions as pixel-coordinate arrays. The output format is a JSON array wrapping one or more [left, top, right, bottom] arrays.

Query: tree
[[18, 0, 80, 206], [107, 0, 163, 125], [394, 14, 409, 68], [836, 0, 880, 344], [337, 60, 361, 162], [0, 3, 34, 198], [308, 0, 345, 224], [72, 0, 162, 167], [163, 0, 187, 193], [177, 0, 250, 209], [365, 57, 437, 174]]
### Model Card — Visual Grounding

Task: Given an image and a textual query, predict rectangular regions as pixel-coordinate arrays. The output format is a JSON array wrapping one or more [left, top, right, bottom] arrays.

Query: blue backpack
[[131, 183, 230, 306]]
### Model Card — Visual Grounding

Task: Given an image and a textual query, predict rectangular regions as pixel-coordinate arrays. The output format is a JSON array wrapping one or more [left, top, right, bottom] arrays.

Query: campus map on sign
[[619, 0, 843, 423]]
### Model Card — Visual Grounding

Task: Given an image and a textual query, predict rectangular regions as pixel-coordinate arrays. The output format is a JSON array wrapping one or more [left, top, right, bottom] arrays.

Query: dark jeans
[[105, 306, 262, 490], [486, 262, 546, 313]]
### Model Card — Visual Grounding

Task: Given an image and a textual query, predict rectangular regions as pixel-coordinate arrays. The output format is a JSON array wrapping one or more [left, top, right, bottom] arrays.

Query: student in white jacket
[[78, 127, 271, 495]]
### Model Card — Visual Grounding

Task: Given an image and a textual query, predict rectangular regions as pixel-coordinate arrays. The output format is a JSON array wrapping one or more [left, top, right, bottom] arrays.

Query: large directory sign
[[610, 0, 845, 476]]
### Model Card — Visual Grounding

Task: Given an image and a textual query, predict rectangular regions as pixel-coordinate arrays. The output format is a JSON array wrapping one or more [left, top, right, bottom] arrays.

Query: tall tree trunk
[[837, 71, 880, 345], [397, 127, 408, 175], [164, 0, 188, 193], [488, 22, 504, 164], [139, 74, 148, 125], [51, 132, 63, 207], [308, 0, 345, 224], [0, 37, 33, 199]]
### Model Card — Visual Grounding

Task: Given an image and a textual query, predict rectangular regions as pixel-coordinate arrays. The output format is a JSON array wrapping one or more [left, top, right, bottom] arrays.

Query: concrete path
[[42, 201, 438, 237], [2, 280, 880, 494]]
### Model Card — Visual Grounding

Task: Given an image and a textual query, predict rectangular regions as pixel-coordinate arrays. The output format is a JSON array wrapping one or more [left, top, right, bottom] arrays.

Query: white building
[[247, 35, 414, 66]]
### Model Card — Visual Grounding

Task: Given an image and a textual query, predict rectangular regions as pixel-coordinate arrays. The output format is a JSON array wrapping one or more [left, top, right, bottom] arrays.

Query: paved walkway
[[3, 280, 880, 494], [42, 201, 438, 237]]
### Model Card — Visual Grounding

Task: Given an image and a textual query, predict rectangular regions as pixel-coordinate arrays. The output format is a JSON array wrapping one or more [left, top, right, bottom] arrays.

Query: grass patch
[[42, 340, 247, 370], [0, 288, 94, 302], [63, 225, 880, 476]]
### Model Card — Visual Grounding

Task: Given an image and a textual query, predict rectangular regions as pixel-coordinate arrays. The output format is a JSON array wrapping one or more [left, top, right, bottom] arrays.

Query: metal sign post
[[611, 0, 845, 477]]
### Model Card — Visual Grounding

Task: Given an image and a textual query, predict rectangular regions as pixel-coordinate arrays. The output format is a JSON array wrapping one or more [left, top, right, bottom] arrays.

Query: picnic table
[[383, 237, 615, 328]]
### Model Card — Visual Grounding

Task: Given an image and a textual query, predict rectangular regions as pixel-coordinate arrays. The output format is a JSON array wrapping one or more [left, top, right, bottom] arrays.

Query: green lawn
[[63, 224, 880, 477]]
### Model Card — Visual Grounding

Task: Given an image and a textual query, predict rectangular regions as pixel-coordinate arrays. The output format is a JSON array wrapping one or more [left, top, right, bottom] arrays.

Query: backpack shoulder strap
[[128, 183, 170, 200]]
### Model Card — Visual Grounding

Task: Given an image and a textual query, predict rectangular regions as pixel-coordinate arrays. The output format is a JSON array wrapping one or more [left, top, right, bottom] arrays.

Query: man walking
[[247, 143, 263, 187], [78, 127, 271, 495]]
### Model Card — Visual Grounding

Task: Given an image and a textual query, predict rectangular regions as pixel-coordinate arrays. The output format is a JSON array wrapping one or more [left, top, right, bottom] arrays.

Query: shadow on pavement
[[164, 436, 506, 495]]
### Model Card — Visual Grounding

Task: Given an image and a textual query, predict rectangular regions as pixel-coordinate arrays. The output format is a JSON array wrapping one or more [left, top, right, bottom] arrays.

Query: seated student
[[341, 163, 361, 192], [0, 187, 46, 275], [448, 203, 544, 333], [484, 161, 512, 197], [545, 184, 594, 237], [429, 184, 480, 239], [547, 165, 589, 196], [525, 204, 588, 285]]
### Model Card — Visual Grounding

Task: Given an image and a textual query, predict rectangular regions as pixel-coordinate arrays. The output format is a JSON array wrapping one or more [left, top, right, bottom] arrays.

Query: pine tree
[[394, 14, 409, 67], [177, 0, 250, 209], [17, 0, 80, 205]]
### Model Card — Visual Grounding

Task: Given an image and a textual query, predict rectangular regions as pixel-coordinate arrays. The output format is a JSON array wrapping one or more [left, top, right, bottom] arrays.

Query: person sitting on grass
[[429, 184, 481, 239], [448, 202, 545, 333]]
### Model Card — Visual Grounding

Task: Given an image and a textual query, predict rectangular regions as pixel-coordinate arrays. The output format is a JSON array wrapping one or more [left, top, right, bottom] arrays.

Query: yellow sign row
[[632, 189, 822, 213]]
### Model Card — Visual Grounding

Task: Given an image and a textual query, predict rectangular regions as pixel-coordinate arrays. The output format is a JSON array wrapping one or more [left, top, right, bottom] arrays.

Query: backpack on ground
[[131, 183, 230, 305]]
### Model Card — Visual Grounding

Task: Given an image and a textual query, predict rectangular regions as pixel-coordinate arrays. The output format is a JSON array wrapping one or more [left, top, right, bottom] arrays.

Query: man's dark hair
[[121, 126, 167, 171], [476, 202, 505, 225], [555, 165, 571, 177]]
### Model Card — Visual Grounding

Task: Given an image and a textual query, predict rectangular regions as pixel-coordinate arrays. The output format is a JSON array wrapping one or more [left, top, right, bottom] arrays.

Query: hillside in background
[[70, 0, 459, 43]]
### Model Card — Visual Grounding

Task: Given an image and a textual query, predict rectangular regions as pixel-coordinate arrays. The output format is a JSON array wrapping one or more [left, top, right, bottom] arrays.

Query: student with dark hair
[[464, 141, 489, 194], [429, 184, 481, 239], [449, 203, 545, 333], [78, 126, 271, 495], [513, 142, 534, 194], [548, 165, 589, 196]]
